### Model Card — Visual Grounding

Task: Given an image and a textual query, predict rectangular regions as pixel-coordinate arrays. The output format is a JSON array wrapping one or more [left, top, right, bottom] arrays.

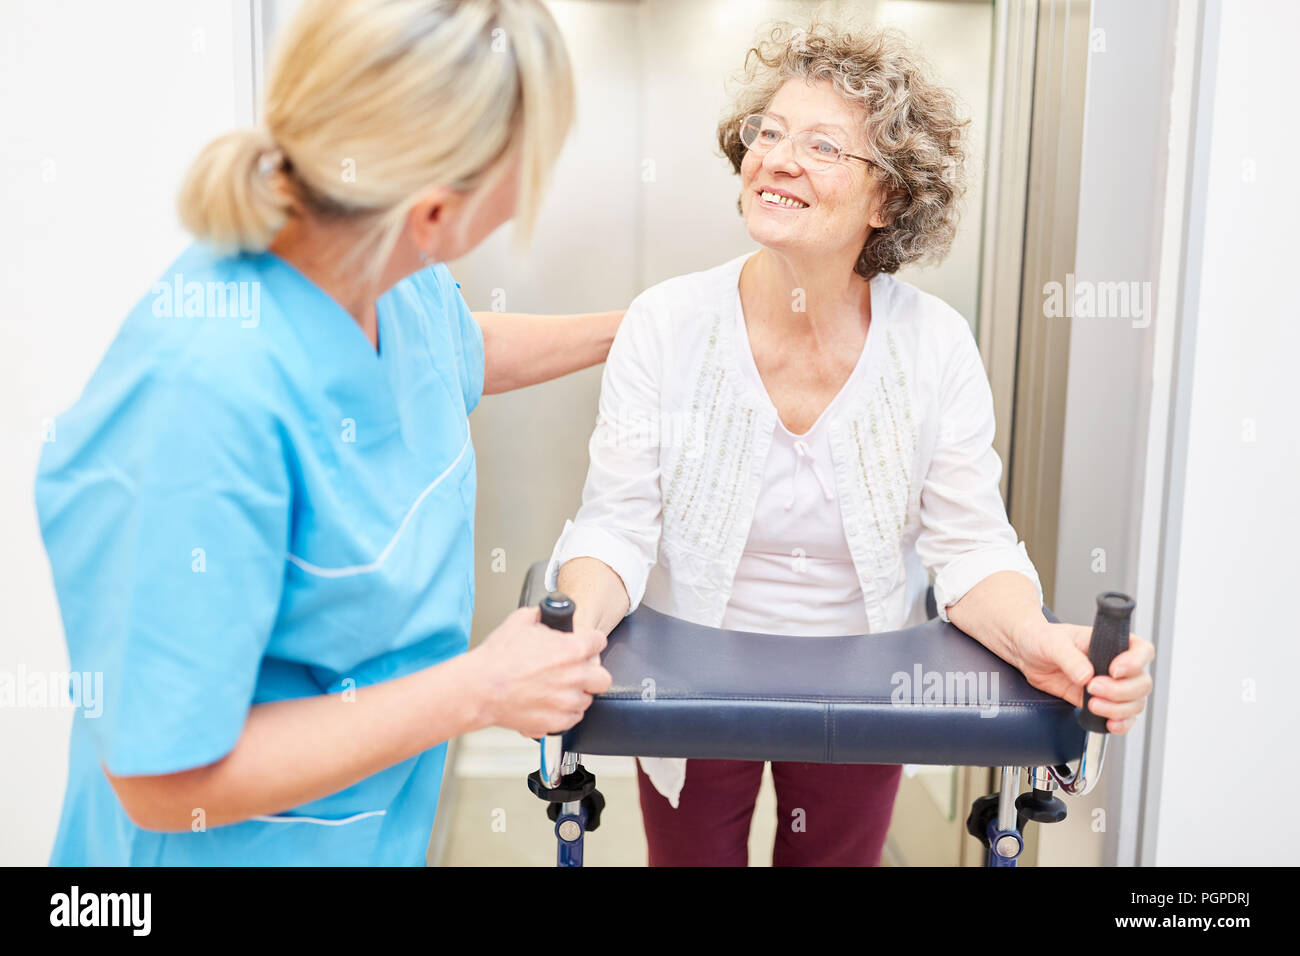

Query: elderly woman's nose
[[764, 136, 804, 172]]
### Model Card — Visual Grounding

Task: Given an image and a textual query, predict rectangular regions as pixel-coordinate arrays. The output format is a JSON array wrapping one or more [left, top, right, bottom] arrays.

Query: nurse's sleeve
[[545, 293, 663, 613], [40, 373, 290, 777], [914, 322, 1043, 624], [439, 266, 485, 415]]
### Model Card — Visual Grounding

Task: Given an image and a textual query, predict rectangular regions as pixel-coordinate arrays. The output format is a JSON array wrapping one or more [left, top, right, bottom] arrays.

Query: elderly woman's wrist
[[1009, 610, 1049, 666]]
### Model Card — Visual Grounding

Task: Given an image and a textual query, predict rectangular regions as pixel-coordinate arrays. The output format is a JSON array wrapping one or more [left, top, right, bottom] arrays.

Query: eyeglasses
[[739, 113, 876, 171]]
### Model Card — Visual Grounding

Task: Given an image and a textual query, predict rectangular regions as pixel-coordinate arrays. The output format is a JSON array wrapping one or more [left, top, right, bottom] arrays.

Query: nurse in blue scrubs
[[35, 0, 613, 865]]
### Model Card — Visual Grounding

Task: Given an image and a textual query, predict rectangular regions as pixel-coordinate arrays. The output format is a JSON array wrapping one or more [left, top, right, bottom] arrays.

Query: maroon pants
[[636, 758, 903, 867]]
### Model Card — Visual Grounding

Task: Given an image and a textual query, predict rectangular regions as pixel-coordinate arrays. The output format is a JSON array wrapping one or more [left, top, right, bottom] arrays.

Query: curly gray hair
[[717, 19, 969, 280]]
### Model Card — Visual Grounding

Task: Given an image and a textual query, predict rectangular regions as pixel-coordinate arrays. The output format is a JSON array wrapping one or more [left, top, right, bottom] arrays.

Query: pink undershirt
[[722, 299, 874, 637]]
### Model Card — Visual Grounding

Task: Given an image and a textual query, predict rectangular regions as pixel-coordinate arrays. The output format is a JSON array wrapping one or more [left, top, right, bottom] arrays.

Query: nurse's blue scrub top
[[36, 243, 484, 865]]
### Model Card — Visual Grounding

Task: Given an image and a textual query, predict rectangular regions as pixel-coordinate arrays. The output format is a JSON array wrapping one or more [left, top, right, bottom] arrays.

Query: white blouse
[[724, 292, 871, 637], [546, 251, 1042, 807]]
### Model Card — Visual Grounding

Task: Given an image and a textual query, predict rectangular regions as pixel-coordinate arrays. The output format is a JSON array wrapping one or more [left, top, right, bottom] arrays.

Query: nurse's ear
[[405, 185, 467, 266], [406, 156, 522, 269]]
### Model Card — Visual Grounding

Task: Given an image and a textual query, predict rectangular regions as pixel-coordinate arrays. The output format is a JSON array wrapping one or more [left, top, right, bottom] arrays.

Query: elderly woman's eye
[[810, 138, 841, 157], [758, 128, 782, 143]]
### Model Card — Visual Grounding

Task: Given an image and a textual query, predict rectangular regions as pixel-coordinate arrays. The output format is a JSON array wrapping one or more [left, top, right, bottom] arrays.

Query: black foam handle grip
[[1078, 592, 1136, 734], [539, 592, 574, 633], [537, 593, 577, 744]]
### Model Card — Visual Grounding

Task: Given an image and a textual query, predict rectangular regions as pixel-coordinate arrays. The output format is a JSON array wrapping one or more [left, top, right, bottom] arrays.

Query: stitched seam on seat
[[825, 703, 833, 763], [596, 693, 1063, 708]]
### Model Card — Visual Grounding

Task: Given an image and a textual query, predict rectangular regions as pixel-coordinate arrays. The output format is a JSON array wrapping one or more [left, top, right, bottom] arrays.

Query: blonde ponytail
[[176, 0, 573, 277], [177, 128, 291, 254]]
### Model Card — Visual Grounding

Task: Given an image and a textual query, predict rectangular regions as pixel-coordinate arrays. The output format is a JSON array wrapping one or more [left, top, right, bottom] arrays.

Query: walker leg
[[554, 799, 586, 867], [528, 752, 605, 868], [985, 766, 1024, 867]]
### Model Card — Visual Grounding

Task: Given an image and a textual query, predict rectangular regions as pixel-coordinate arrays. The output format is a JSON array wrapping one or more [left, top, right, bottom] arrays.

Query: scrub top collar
[[255, 249, 392, 367], [252, 250, 412, 431]]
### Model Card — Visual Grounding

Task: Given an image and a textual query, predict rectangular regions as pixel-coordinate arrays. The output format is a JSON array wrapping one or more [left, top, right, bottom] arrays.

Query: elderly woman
[[548, 21, 1154, 867]]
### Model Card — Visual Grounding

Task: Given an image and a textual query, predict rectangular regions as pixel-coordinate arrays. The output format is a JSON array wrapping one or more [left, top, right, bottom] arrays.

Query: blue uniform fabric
[[36, 243, 484, 865]]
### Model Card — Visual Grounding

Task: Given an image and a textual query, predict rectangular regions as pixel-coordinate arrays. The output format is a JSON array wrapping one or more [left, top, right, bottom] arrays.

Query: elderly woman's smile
[[757, 188, 809, 208]]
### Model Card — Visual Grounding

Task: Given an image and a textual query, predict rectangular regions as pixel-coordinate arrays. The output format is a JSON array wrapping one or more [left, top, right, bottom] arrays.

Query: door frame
[[962, 0, 1093, 867]]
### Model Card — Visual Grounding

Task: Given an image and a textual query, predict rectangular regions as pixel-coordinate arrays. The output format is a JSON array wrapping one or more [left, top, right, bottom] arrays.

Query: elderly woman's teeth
[[761, 190, 808, 208]]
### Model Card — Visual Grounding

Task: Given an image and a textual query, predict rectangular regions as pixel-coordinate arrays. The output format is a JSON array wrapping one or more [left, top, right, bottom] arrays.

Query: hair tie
[[257, 147, 284, 177]]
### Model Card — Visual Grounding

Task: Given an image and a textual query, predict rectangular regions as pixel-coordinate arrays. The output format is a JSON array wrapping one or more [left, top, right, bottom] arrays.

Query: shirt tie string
[[786, 439, 835, 510]]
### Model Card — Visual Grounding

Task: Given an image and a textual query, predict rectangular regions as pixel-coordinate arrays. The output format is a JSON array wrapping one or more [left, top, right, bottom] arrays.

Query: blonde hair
[[179, 0, 573, 278], [717, 19, 968, 280]]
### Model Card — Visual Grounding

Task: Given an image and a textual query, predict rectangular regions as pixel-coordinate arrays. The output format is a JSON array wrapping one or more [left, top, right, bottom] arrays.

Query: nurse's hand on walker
[[106, 607, 610, 832], [466, 605, 612, 738]]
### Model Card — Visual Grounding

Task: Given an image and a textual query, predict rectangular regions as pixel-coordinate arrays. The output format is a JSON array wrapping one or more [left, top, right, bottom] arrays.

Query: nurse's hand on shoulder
[[467, 606, 612, 739]]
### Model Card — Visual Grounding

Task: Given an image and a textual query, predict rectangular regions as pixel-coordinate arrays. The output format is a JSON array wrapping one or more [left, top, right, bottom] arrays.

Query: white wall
[[1146, 0, 1300, 865], [0, 0, 252, 865]]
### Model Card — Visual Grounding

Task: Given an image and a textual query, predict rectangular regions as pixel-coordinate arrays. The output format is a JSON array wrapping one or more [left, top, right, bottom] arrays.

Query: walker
[[519, 562, 1134, 867]]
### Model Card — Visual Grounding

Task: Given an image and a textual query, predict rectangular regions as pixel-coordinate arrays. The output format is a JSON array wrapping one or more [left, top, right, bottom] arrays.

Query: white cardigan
[[546, 252, 1042, 805]]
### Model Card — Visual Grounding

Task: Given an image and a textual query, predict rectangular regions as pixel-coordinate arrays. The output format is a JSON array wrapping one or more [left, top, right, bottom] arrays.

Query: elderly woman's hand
[[1013, 620, 1155, 734]]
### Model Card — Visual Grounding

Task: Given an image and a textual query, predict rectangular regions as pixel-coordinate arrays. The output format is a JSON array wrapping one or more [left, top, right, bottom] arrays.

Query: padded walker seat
[[521, 562, 1085, 768]]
